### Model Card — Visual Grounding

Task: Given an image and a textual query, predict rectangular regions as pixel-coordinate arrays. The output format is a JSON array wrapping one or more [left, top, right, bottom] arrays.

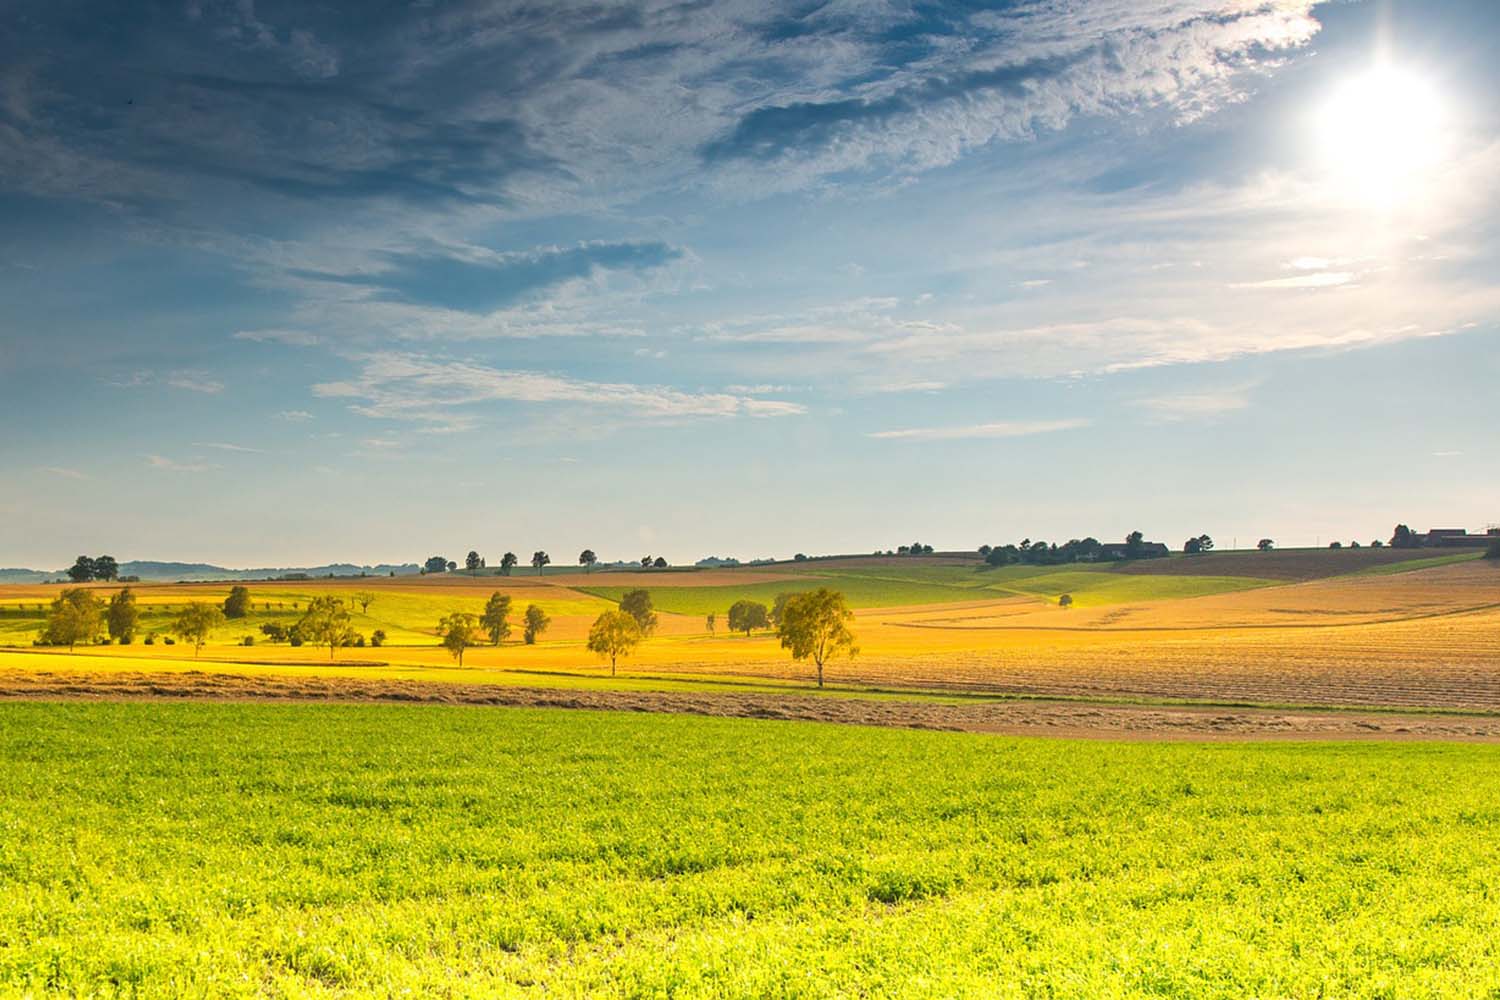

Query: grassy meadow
[[3, 701, 1500, 998]]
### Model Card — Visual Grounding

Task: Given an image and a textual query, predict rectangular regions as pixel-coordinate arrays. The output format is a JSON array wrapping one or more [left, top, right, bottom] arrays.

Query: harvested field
[[5, 668, 1499, 740], [1110, 546, 1475, 580]]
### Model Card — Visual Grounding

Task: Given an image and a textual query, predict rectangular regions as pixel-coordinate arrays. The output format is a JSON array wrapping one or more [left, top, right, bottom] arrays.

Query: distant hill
[[0, 561, 422, 584]]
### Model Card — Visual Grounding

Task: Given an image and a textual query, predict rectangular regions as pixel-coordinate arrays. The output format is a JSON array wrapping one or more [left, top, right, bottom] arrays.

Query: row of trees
[[426, 551, 675, 576]]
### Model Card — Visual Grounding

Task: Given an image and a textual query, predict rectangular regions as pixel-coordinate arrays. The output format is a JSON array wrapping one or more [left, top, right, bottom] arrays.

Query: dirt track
[[4, 669, 1499, 742]]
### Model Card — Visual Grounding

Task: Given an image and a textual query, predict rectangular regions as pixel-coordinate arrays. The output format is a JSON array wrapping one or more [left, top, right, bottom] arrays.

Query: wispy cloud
[[1230, 272, 1357, 290], [144, 454, 218, 472], [41, 466, 88, 481], [1133, 384, 1257, 422], [165, 371, 225, 394], [234, 329, 322, 347], [192, 442, 265, 453], [869, 418, 1090, 441], [276, 410, 315, 422], [312, 352, 807, 429]]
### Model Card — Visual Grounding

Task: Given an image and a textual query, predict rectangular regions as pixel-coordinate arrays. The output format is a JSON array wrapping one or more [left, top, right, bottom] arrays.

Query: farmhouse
[[1097, 541, 1172, 560], [1422, 527, 1500, 548]]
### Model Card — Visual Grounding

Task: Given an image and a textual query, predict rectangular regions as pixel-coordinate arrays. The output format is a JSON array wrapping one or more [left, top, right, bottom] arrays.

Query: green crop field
[[3, 702, 1498, 998]]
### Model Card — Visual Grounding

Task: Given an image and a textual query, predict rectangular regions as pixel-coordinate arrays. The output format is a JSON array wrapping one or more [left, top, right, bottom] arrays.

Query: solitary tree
[[424, 555, 449, 574], [66, 556, 96, 583], [173, 602, 224, 658], [41, 589, 103, 651], [653, 556, 668, 569], [500, 552, 518, 575], [705, 612, 716, 634], [438, 611, 478, 666], [776, 588, 857, 688], [1257, 538, 1275, 551], [640, 555, 653, 568], [297, 595, 352, 661], [728, 599, 770, 637], [222, 585, 251, 619], [579, 549, 598, 573], [587, 610, 642, 676], [531, 551, 550, 576], [481, 592, 512, 645], [523, 604, 550, 644], [466, 550, 483, 575], [94, 555, 119, 582], [107, 587, 139, 643], [1059, 593, 1073, 609], [352, 591, 376, 614], [618, 589, 658, 635], [446, 560, 457, 573]]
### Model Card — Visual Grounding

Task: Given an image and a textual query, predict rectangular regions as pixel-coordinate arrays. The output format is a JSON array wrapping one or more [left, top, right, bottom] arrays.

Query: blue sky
[[2, 0, 1496, 567]]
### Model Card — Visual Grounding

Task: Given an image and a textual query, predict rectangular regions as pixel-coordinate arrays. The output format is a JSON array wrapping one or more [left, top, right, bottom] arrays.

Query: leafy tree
[[531, 551, 550, 576], [793, 553, 809, 562], [653, 556, 668, 569], [640, 555, 653, 568], [466, 550, 483, 575], [371, 629, 387, 647], [1197, 534, 1214, 552], [769, 592, 795, 628], [500, 552, 518, 575], [978, 545, 992, 557], [106, 587, 139, 643], [260, 622, 288, 642], [297, 595, 352, 661], [618, 589, 658, 635], [1184, 537, 1202, 555], [1329, 541, 1343, 549], [352, 591, 376, 614], [776, 588, 858, 688], [1059, 594, 1073, 609], [172, 602, 224, 658], [481, 592, 512, 645], [1124, 531, 1145, 560], [438, 611, 478, 666], [424, 555, 449, 574], [1257, 538, 1275, 551], [1391, 524, 1418, 549], [446, 560, 457, 573], [727, 600, 769, 636], [222, 585, 251, 619], [66, 556, 96, 583], [41, 588, 103, 650], [705, 612, 716, 634], [587, 610, 641, 676], [523, 604, 550, 644], [579, 549, 597, 573], [94, 555, 119, 582]]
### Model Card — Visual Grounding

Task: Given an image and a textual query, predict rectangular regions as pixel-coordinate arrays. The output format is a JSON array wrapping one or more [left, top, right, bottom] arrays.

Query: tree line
[[424, 550, 673, 577]]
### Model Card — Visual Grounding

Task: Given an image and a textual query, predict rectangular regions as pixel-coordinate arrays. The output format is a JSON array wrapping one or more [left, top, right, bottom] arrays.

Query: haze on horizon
[[2, 0, 1496, 568]]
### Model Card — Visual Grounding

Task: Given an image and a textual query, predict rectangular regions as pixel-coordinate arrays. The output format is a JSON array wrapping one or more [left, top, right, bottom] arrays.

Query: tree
[[618, 589, 658, 635], [297, 595, 352, 661], [500, 552, 518, 575], [728, 600, 769, 636], [1124, 531, 1145, 560], [173, 602, 224, 658], [106, 587, 139, 643], [587, 610, 642, 676], [769, 592, 795, 628], [66, 556, 96, 583], [1197, 534, 1214, 552], [438, 611, 478, 666], [531, 551, 550, 576], [1184, 537, 1202, 555], [466, 550, 483, 575], [446, 560, 457, 573], [641, 555, 653, 568], [352, 591, 376, 614], [705, 612, 716, 634], [776, 589, 857, 688], [222, 585, 251, 619], [1257, 538, 1275, 551], [523, 604, 550, 644], [793, 553, 809, 562], [481, 592, 512, 645], [579, 549, 598, 573], [424, 555, 449, 574], [978, 545, 992, 557], [94, 555, 119, 582], [1059, 594, 1073, 609], [260, 622, 288, 642], [1329, 541, 1343, 549], [653, 556, 668, 569], [41, 589, 103, 651], [1391, 524, 1418, 549]]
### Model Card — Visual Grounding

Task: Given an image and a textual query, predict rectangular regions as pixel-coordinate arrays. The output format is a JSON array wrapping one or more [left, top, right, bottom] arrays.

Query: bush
[[162, 637, 175, 646], [371, 630, 386, 648], [289, 635, 303, 647], [354, 636, 366, 647], [242, 636, 255, 646], [144, 634, 155, 645]]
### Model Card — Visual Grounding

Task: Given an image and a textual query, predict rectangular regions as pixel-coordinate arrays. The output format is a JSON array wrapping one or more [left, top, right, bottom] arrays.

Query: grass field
[[3, 702, 1500, 998]]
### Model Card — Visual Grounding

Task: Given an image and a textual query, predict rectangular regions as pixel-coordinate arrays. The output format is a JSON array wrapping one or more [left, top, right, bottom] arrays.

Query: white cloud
[[165, 371, 225, 394], [144, 454, 218, 472], [869, 418, 1089, 441], [312, 352, 807, 428], [1230, 272, 1356, 290], [192, 442, 266, 453], [276, 410, 315, 421], [41, 466, 88, 480], [1133, 384, 1256, 422]]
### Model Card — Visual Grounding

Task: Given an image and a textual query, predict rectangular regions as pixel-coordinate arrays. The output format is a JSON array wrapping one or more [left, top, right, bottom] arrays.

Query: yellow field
[[4, 558, 1497, 711]]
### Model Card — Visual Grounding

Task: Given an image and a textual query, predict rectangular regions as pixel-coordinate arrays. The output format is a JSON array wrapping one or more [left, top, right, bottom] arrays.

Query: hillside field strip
[[2, 549, 1496, 716]]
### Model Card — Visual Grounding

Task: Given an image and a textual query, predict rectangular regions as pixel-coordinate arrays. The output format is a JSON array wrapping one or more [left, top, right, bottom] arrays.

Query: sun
[[1317, 65, 1448, 204]]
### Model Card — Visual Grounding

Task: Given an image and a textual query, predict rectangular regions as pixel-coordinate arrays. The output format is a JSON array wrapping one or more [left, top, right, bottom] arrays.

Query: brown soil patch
[[3, 669, 1497, 742]]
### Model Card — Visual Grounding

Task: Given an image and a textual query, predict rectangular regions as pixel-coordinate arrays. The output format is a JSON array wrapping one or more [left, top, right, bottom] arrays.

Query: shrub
[[144, 634, 155, 645], [162, 636, 175, 646], [242, 636, 255, 646], [371, 630, 386, 648], [289, 635, 303, 647]]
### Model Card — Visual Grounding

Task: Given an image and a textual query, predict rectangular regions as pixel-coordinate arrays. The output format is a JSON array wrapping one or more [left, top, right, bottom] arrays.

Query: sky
[[2, 0, 1497, 568]]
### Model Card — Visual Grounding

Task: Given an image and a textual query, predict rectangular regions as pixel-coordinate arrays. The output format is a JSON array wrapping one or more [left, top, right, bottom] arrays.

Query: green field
[[3, 702, 1498, 997]]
